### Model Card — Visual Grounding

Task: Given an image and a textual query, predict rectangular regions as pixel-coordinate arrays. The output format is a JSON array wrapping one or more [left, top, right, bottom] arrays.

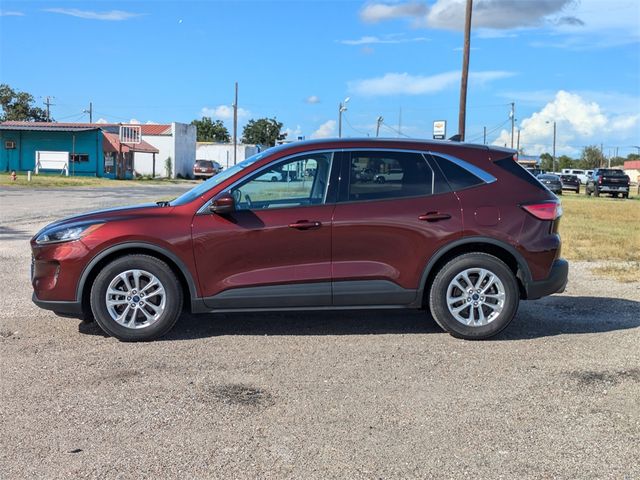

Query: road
[[1, 185, 639, 479]]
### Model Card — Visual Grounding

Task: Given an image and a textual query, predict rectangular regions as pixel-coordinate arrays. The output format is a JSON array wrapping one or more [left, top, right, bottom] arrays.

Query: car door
[[331, 149, 463, 306], [192, 150, 340, 309]]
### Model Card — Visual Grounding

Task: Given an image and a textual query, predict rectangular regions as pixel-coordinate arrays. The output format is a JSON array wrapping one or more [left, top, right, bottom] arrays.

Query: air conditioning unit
[[4, 140, 16, 149]]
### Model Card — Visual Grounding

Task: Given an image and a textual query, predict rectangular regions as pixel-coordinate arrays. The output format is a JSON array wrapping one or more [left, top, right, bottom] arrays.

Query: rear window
[[495, 155, 547, 191], [195, 160, 213, 167], [599, 169, 625, 176]]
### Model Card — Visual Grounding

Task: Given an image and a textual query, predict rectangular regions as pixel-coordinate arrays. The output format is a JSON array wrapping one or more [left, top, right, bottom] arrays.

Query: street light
[[546, 120, 557, 172], [338, 97, 350, 138], [376, 116, 383, 137]]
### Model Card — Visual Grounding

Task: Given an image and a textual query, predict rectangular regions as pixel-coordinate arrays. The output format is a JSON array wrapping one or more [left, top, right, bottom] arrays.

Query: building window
[[70, 153, 89, 162]]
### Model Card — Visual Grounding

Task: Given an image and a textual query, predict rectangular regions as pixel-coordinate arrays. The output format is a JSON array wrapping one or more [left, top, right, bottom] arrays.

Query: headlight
[[35, 223, 103, 245]]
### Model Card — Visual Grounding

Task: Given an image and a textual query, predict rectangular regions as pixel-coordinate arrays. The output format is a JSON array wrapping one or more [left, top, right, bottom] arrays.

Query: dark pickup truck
[[585, 168, 630, 198]]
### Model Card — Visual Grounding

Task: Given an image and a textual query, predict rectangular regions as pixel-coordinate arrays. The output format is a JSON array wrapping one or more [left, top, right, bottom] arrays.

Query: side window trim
[[429, 151, 496, 185]]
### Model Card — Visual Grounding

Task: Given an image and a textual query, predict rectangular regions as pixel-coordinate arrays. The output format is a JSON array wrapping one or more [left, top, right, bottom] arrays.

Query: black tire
[[376, 176, 386, 184], [270, 176, 278, 182], [428, 253, 520, 340], [594, 187, 600, 197], [90, 254, 183, 341], [575, 186, 580, 194]]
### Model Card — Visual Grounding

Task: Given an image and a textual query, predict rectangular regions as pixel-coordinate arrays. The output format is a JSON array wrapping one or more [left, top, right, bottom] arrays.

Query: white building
[[133, 123, 196, 178], [196, 142, 259, 170]]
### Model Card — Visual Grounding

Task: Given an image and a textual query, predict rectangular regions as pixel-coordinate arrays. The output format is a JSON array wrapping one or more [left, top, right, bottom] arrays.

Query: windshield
[[171, 151, 266, 206]]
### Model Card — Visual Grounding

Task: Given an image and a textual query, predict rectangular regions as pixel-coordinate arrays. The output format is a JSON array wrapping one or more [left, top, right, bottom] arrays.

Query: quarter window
[[346, 151, 434, 201], [231, 152, 333, 211], [430, 154, 485, 191]]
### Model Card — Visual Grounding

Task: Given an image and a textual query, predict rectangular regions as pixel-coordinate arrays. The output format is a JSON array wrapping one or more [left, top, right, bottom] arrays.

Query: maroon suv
[[31, 139, 568, 341]]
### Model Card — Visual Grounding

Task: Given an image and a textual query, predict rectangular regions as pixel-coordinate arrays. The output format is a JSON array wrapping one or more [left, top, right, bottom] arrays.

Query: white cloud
[[284, 125, 303, 139], [128, 118, 141, 124], [305, 95, 321, 104], [145, 120, 158, 125], [339, 35, 429, 45], [492, 90, 640, 155], [310, 120, 336, 139], [0, 10, 25, 16], [200, 105, 251, 121], [348, 70, 514, 96], [95, 118, 109, 124], [360, 2, 428, 22], [360, 0, 572, 30], [44, 8, 142, 21]]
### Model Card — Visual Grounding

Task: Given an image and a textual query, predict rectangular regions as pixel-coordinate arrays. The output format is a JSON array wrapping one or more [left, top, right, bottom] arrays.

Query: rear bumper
[[598, 185, 629, 192], [525, 259, 568, 300], [32, 293, 83, 317]]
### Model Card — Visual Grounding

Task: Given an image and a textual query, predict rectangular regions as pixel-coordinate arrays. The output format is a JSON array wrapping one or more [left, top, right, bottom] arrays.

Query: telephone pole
[[510, 102, 515, 149], [233, 82, 238, 165], [44, 96, 55, 122], [483, 126, 486, 145], [376, 116, 383, 137], [84, 102, 93, 123], [457, 0, 473, 141], [517, 129, 521, 153]]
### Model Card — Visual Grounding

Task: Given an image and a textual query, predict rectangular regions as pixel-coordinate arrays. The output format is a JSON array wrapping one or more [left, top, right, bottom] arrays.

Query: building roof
[[0, 121, 99, 132], [0, 121, 172, 135], [103, 132, 159, 154]]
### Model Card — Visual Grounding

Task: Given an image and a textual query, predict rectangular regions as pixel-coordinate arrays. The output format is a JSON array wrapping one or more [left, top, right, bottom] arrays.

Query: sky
[[1, 0, 639, 157]]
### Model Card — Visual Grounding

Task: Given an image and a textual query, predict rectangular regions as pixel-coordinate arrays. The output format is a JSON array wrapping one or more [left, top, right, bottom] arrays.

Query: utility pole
[[517, 129, 521, 153], [376, 116, 383, 137], [44, 96, 55, 122], [552, 121, 556, 172], [510, 102, 515, 149], [233, 82, 238, 165], [338, 97, 349, 138], [398, 107, 402, 136], [483, 126, 486, 145], [457, 0, 473, 141], [84, 102, 93, 123]]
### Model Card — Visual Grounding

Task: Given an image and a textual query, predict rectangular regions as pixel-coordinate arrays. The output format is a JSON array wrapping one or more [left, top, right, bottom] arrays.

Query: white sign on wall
[[35, 151, 69, 176], [433, 120, 446, 139]]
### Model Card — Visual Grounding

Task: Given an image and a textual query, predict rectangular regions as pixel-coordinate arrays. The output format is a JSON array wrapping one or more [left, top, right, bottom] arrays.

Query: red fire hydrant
[[10, 170, 17, 181]]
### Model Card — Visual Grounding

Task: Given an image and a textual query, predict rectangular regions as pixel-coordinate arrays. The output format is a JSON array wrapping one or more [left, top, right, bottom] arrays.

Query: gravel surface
[[1, 186, 639, 479]]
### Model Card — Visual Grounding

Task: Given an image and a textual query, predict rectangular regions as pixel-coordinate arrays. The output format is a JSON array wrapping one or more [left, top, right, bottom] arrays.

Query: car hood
[[33, 203, 165, 238]]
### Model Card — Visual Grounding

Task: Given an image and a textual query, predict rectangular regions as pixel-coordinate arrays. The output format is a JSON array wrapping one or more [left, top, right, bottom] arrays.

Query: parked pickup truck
[[585, 168, 630, 198]]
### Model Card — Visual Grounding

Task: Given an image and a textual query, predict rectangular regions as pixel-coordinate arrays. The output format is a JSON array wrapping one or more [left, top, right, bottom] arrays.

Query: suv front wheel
[[90, 254, 183, 341], [429, 253, 519, 340]]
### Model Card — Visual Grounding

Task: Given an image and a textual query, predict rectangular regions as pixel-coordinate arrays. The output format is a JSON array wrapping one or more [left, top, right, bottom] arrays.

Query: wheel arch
[[417, 237, 532, 306], [77, 242, 198, 315]]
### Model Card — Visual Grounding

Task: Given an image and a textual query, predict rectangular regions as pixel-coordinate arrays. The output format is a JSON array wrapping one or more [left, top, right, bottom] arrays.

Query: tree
[[0, 84, 49, 122], [557, 155, 574, 171], [191, 117, 230, 143], [540, 152, 554, 172], [578, 145, 605, 169], [241, 117, 285, 146]]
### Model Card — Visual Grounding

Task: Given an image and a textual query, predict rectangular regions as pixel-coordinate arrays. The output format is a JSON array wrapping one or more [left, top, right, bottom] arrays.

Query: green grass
[[0, 172, 194, 188]]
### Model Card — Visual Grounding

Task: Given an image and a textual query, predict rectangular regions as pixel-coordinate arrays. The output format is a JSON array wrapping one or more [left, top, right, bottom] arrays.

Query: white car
[[374, 169, 404, 183], [256, 170, 283, 182]]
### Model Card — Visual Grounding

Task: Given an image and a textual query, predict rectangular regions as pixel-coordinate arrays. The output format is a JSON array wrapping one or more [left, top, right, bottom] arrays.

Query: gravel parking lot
[[1, 185, 639, 479]]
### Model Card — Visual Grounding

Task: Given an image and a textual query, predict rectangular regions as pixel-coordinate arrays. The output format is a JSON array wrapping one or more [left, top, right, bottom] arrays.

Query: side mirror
[[210, 194, 235, 214]]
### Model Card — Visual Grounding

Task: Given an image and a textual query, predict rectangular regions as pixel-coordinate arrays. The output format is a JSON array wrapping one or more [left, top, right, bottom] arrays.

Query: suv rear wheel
[[429, 253, 519, 340], [90, 255, 183, 341]]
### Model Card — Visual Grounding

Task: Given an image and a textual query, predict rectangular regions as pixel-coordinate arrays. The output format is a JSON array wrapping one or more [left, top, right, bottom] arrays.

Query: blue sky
[[1, 0, 639, 157]]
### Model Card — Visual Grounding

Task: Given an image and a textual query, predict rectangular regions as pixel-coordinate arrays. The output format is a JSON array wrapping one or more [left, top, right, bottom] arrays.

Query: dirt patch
[[0, 329, 16, 338], [205, 383, 274, 408]]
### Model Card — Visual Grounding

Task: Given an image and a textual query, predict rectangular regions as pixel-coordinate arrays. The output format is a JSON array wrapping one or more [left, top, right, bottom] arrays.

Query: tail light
[[521, 202, 562, 220], [597, 175, 603, 185]]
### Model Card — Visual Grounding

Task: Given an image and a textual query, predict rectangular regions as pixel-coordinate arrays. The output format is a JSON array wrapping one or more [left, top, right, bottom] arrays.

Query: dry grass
[[559, 192, 640, 282], [591, 262, 640, 283]]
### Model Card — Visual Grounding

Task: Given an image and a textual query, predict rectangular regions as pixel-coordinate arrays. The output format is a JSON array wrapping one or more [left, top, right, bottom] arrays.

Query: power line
[[381, 122, 411, 138], [342, 113, 370, 136]]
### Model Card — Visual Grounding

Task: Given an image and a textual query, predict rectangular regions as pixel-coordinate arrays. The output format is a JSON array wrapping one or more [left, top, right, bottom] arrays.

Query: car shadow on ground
[[78, 295, 640, 341]]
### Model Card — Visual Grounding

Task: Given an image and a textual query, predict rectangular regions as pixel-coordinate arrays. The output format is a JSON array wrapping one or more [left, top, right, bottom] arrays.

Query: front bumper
[[32, 293, 83, 317], [525, 259, 568, 300]]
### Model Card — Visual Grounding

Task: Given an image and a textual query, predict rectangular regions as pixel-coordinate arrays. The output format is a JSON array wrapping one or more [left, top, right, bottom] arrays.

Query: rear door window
[[342, 151, 435, 202]]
